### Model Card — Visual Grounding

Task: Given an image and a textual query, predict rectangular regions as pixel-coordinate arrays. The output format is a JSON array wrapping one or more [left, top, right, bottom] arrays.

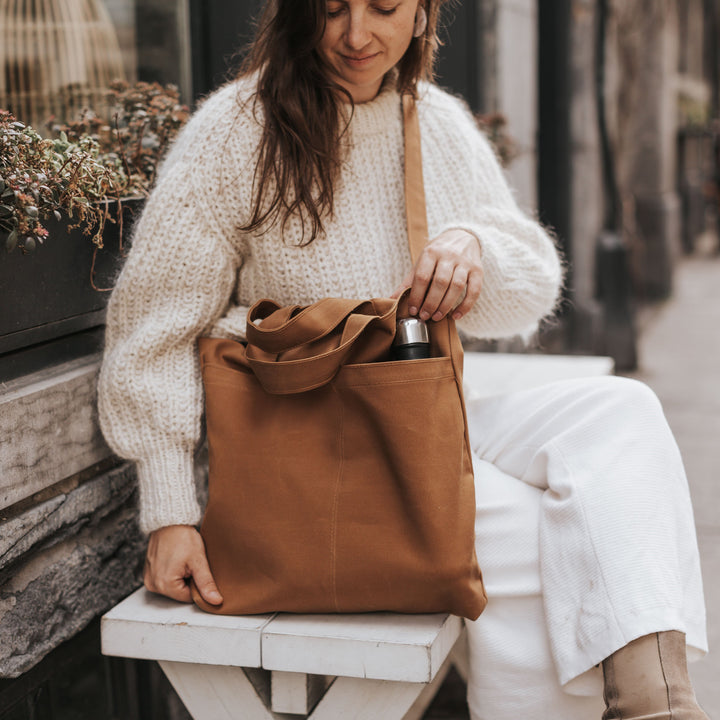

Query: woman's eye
[[326, 3, 398, 18]]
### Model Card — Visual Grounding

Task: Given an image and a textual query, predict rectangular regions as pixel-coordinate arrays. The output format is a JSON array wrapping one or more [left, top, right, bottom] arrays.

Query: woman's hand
[[144, 524, 223, 605], [391, 228, 484, 321]]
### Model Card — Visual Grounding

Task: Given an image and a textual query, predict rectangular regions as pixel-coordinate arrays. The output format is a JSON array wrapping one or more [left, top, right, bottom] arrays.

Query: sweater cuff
[[433, 223, 484, 252], [135, 447, 203, 535]]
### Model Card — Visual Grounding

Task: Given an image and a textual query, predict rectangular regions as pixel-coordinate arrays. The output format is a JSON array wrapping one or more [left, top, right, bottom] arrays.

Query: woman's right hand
[[144, 524, 224, 605]]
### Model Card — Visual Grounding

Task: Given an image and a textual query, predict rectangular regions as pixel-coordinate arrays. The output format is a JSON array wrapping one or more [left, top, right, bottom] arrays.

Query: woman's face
[[317, 0, 421, 103]]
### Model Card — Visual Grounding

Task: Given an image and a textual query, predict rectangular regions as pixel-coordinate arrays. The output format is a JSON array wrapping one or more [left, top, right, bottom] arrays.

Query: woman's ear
[[413, 5, 427, 37]]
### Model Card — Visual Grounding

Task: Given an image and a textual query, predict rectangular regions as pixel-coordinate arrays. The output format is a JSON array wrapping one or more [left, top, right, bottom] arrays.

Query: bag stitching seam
[[330, 381, 343, 613]]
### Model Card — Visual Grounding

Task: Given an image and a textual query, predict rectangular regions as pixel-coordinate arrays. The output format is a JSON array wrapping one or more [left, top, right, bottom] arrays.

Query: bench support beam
[[158, 658, 452, 720], [159, 661, 273, 720], [270, 671, 333, 714]]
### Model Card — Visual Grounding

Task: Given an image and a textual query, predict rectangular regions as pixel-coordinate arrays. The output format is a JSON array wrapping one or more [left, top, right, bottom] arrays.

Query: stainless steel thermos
[[393, 317, 430, 360]]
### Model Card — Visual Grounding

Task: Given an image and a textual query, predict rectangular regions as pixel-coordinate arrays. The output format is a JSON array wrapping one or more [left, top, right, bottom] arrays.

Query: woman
[[98, 0, 709, 717]]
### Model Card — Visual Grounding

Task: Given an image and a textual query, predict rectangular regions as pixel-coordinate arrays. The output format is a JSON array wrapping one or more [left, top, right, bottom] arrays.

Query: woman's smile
[[339, 51, 381, 69]]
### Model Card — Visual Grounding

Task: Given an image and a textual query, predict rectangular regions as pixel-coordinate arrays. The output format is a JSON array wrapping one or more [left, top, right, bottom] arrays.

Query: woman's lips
[[340, 52, 379, 68]]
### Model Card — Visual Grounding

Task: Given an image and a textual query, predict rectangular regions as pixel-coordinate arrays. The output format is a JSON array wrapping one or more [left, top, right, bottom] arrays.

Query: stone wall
[[0, 357, 147, 679]]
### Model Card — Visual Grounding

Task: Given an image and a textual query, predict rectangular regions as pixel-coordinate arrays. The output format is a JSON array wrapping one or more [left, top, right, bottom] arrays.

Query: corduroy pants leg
[[464, 376, 707, 720]]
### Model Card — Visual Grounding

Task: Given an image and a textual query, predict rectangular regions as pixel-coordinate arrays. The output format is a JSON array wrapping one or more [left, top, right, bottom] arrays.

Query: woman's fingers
[[406, 252, 442, 316], [423, 264, 469, 321], [452, 267, 484, 319], [402, 229, 483, 320], [144, 524, 224, 605], [189, 554, 224, 605]]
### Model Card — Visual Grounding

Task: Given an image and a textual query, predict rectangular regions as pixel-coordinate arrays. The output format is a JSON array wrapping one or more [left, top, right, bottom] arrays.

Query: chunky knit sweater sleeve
[[98, 84, 248, 533], [418, 85, 563, 338]]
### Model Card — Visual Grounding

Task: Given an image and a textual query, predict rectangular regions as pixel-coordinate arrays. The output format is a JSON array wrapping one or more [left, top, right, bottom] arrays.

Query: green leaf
[[26, 205, 38, 218], [24, 237, 36, 252], [6, 228, 17, 252]]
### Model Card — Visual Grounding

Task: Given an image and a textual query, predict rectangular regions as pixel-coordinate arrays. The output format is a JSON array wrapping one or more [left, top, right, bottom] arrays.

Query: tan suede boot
[[602, 631, 709, 719]]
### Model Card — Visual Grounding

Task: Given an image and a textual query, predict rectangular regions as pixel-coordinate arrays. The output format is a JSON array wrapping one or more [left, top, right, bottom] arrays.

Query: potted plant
[[0, 82, 189, 377]]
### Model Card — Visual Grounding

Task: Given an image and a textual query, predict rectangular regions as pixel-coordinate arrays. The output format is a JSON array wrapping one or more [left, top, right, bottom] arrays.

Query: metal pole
[[594, 0, 638, 370]]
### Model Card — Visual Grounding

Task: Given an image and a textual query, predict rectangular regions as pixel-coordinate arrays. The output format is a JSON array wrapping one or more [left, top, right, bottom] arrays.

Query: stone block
[[0, 462, 136, 574], [0, 356, 111, 511], [0, 477, 145, 678]]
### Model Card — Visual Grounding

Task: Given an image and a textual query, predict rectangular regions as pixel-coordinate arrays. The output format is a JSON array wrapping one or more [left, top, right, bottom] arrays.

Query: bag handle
[[246, 296, 391, 354], [402, 93, 428, 265], [245, 311, 385, 394]]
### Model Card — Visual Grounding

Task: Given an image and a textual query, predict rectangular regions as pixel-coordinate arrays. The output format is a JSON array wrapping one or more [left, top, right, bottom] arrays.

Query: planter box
[[0, 199, 142, 379]]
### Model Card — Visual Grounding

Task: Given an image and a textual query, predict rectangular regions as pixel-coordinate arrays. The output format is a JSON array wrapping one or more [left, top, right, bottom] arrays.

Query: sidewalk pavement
[[424, 242, 720, 718], [624, 242, 720, 717]]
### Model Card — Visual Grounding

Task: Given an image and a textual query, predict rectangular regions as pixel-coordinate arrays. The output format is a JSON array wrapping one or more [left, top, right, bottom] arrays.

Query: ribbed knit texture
[[98, 76, 563, 533]]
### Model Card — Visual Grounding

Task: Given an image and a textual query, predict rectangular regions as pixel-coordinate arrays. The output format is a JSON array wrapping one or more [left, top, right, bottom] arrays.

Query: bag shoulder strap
[[402, 93, 428, 265]]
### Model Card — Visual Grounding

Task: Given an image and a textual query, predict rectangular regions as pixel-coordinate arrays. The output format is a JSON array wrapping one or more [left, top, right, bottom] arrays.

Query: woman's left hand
[[391, 228, 484, 321]]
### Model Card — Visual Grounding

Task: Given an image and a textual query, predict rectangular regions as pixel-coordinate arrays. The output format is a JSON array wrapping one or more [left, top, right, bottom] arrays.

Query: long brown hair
[[239, 0, 445, 245]]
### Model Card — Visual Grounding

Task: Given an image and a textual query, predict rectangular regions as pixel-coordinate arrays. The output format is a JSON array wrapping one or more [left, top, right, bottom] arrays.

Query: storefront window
[[0, 0, 192, 132]]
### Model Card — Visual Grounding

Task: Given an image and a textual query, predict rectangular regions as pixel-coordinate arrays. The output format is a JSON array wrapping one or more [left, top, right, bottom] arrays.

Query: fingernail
[[209, 591, 223, 603], [409, 306, 418, 316], [419, 310, 430, 321], [453, 311, 462, 320], [432, 311, 443, 322]]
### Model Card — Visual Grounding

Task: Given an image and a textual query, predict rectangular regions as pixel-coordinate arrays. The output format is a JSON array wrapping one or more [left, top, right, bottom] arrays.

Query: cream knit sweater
[[98, 76, 563, 534]]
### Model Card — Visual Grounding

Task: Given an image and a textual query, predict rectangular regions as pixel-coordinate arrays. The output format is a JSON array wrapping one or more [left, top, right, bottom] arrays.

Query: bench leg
[[306, 675, 425, 720], [450, 627, 470, 684], [401, 655, 457, 720], [270, 671, 334, 714], [159, 661, 273, 720], [159, 641, 466, 720], [159, 661, 430, 720]]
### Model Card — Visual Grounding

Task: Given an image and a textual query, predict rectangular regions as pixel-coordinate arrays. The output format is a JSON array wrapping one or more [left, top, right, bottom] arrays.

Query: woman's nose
[[344, 10, 372, 49]]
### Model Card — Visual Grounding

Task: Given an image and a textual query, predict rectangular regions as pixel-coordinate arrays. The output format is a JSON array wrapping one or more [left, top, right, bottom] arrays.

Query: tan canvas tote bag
[[191, 95, 487, 620]]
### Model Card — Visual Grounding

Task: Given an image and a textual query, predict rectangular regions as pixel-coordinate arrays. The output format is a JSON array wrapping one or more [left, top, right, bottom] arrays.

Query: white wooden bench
[[101, 352, 614, 720], [102, 587, 465, 719]]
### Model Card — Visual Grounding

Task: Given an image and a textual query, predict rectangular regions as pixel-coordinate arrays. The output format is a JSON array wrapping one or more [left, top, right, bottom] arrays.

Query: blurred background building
[[1, 1, 718, 718]]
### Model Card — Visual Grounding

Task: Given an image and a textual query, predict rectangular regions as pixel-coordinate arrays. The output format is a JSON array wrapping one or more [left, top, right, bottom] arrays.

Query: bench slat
[[261, 612, 463, 683], [101, 588, 273, 667]]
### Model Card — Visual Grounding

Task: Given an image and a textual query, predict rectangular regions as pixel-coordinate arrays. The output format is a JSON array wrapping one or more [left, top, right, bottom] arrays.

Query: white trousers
[[464, 376, 708, 720]]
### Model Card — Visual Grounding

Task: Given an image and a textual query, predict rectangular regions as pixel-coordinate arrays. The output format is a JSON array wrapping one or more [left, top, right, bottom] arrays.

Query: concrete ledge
[[464, 352, 614, 397], [0, 356, 111, 511]]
